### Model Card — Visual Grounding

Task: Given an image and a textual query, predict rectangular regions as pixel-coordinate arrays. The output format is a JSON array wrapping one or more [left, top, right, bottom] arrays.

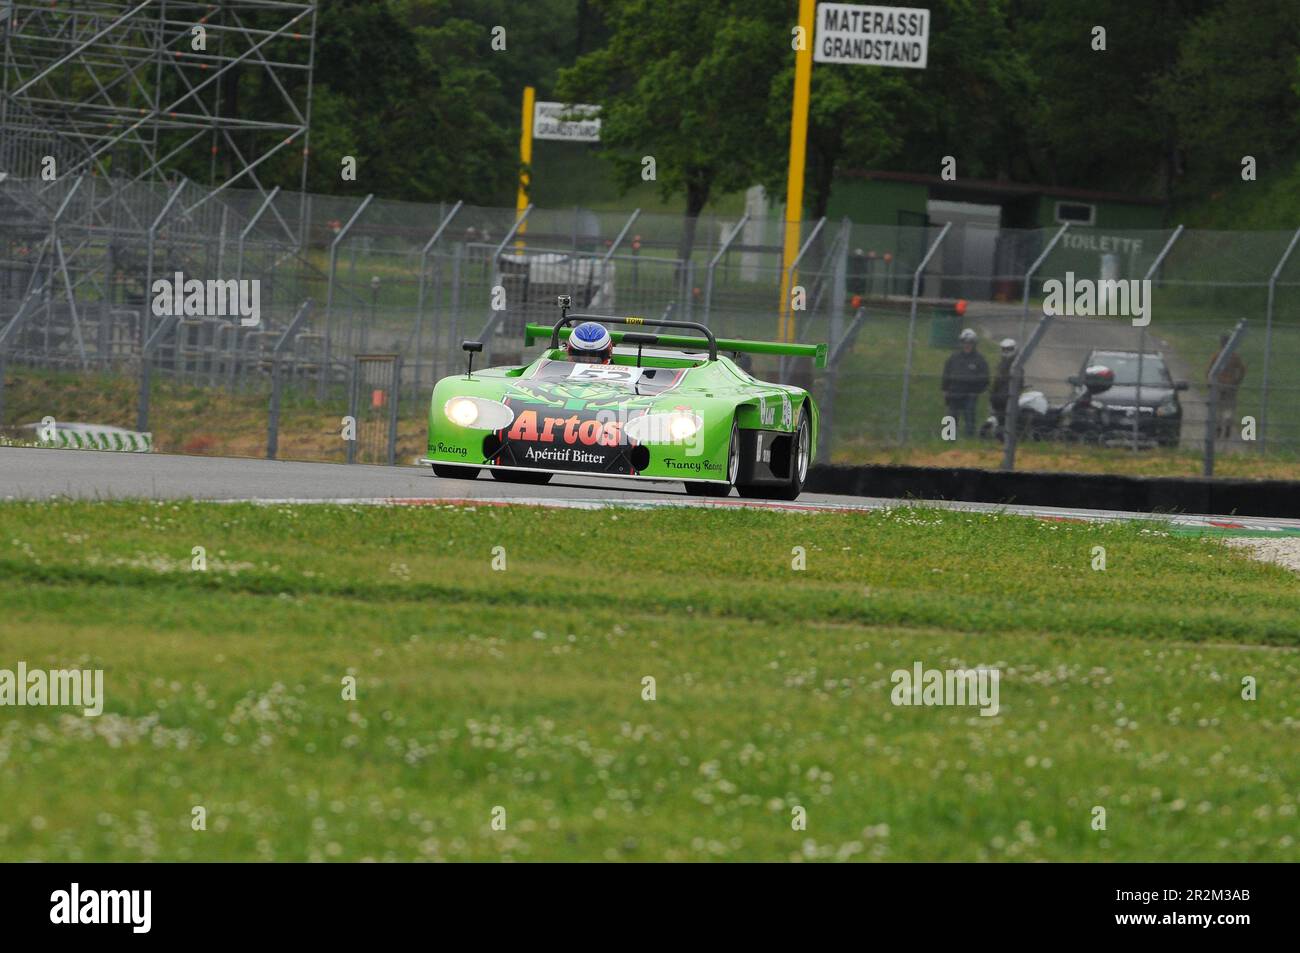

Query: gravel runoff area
[[1222, 536, 1300, 573]]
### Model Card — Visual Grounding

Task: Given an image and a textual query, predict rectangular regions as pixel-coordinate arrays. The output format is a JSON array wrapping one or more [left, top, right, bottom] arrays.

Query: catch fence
[[3, 174, 1298, 474]]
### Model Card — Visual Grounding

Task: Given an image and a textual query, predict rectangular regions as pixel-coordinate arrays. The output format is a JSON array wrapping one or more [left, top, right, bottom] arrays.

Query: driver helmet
[[566, 321, 613, 363], [1000, 337, 1017, 356]]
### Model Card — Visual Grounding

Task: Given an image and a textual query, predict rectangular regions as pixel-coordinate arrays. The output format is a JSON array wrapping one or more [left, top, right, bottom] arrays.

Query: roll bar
[[553, 298, 717, 361]]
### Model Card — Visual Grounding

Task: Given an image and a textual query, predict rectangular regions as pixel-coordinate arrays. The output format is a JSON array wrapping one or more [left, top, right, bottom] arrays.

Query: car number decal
[[566, 363, 645, 385]]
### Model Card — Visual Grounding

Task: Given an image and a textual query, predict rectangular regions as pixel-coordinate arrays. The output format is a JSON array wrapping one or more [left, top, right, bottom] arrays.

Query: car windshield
[[1093, 353, 1170, 386], [524, 357, 688, 397]]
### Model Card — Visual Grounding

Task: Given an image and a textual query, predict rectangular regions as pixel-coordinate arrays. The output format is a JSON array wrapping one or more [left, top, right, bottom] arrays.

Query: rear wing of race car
[[523, 316, 827, 369]]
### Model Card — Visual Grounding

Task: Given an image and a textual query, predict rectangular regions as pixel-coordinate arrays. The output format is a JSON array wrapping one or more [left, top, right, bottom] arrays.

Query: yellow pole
[[516, 85, 535, 250], [779, 0, 815, 342]]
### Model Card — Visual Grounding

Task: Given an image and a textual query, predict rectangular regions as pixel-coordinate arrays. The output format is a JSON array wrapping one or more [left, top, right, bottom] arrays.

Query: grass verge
[[0, 500, 1297, 861]]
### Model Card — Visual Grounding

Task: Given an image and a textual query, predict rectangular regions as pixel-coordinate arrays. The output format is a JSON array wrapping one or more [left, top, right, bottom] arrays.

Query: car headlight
[[1156, 400, 1179, 417], [624, 411, 703, 444], [668, 413, 700, 441], [445, 397, 479, 427], [443, 396, 514, 430]]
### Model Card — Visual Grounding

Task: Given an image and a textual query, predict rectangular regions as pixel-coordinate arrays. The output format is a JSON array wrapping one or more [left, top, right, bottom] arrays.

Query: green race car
[[422, 301, 826, 500]]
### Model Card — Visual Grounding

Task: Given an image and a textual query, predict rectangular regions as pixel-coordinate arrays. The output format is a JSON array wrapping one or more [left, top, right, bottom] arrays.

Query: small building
[[827, 170, 1166, 299]]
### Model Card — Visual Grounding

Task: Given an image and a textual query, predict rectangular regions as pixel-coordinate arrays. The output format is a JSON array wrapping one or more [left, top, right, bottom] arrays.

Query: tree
[[763, 0, 1033, 226], [557, 0, 788, 261], [1016, 0, 1210, 200], [890, 0, 1038, 183], [1153, 0, 1300, 201], [765, 55, 907, 222], [302, 1, 513, 202]]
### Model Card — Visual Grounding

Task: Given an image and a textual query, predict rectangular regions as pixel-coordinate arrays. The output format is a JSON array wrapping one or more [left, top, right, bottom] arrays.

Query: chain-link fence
[[3, 173, 1298, 476]]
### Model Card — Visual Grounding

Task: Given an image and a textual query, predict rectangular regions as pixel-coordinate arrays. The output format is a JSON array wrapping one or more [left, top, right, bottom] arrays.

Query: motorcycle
[[980, 365, 1116, 443]]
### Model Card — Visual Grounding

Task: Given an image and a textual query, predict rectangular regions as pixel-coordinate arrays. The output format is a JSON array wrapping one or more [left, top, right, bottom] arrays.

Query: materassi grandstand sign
[[814, 4, 930, 69], [533, 101, 602, 142]]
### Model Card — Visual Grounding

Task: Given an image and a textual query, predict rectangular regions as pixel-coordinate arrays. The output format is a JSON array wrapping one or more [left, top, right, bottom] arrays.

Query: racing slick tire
[[432, 464, 480, 480], [490, 468, 553, 485], [737, 408, 810, 502], [683, 419, 738, 498]]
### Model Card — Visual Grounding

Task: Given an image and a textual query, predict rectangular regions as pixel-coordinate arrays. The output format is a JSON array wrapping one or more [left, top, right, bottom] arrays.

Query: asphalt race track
[[3, 446, 1299, 535]]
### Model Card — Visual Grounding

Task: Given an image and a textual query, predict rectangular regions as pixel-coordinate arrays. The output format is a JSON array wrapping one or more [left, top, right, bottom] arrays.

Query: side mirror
[[556, 294, 572, 309], [462, 340, 482, 377], [1174, 381, 1189, 391]]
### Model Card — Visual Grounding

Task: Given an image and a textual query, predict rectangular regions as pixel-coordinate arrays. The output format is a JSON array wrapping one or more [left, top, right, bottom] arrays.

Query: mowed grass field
[[0, 500, 1297, 862]]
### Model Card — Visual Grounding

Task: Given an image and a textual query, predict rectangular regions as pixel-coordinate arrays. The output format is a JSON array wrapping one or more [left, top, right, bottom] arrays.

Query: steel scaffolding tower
[[1, 0, 317, 214], [0, 0, 318, 375]]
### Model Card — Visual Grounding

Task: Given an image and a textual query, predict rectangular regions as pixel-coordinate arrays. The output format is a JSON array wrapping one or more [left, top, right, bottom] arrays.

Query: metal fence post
[[779, 217, 827, 380], [232, 185, 281, 391], [413, 199, 463, 402], [684, 259, 696, 323], [144, 179, 188, 348], [1132, 225, 1184, 451], [345, 357, 359, 464], [49, 176, 87, 368], [1000, 313, 1057, 470], [897, 221, 952, 444], [216, 203, 228, 281], [819, 305, 869, 461], [449, 243, 464, 363], [1259, 227, 1300, 452], [703, 213, 749, 327], [236, 185, 281, 282], [362, 275, 379, 354], [267, 298, 313, 460], [597, 207, 640, 316], [0, 291, 42, 427], [785, 216, 826, 330], [1016, 222, 1071, 344], [828, 218, 850, 356], [603, 209, 641, 261], [1204, 319, 1248, 477], [475, 205, 532, 362], [324, 193, 373, 386], [137, 313, 179, 432], [387, 355, 403, 466]]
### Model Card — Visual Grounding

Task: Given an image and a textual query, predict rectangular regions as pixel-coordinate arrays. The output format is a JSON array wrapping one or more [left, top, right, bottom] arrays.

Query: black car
[[1070, 349, 1189, 447]]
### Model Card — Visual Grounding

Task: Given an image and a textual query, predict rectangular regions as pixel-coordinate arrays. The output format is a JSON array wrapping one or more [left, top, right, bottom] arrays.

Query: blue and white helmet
[[567, 321, 613, 363]]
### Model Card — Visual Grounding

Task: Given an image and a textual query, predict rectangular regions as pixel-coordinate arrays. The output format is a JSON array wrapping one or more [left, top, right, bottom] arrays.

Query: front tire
[[684, 419, 738, 497], [432, 464, 479, 480], [490, 468, 552, 485]]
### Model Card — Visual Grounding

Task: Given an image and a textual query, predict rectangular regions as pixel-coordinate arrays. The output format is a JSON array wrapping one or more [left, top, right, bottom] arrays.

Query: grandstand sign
[[533, 101, 602, 142], [813, 4, 930, 69]]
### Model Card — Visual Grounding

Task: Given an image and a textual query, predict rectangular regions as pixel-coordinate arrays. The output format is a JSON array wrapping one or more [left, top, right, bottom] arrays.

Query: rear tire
[[683, 419, 738, 497], [432, 464, 479, 480], [684, 480, 725, 496], [737, 408, 810, 501], [490, 468, 553, 485]]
